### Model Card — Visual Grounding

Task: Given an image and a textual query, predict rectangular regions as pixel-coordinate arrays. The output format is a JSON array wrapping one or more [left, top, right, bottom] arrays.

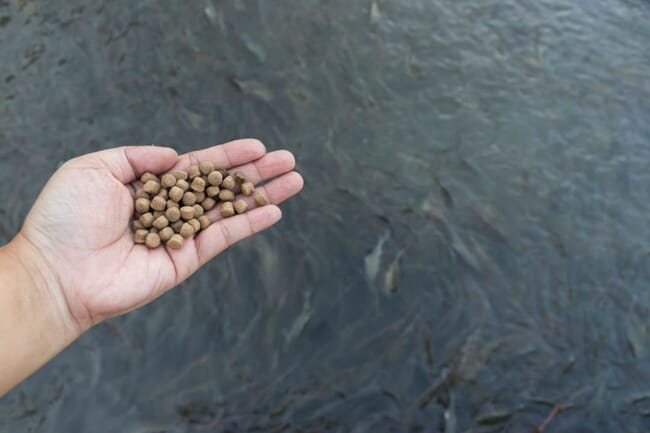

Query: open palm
[[19, 139, 302, 331]]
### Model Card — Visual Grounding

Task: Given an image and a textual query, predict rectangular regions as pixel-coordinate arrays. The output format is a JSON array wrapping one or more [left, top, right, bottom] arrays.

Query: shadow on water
[[1, 0, 650, 431]]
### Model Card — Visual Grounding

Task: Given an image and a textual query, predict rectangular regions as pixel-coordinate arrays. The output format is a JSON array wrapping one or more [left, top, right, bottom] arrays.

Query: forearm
[[0, 235, 81, 396]]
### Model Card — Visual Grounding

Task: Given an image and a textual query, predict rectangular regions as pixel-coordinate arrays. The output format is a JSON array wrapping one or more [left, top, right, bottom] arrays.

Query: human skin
[[0, 139, 303, 396]]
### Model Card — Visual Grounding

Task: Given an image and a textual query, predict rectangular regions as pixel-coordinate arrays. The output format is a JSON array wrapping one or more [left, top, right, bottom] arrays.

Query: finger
[[206, 171, 303, 222], [229, 150, 295, 185], [172, 138, 266, 171], [89, 146, 178, 184], [195, 205, 282, 266]]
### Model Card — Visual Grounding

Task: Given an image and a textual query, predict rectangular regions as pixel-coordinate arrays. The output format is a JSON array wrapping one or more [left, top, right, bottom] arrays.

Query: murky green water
[[1, 0, 650, 431]]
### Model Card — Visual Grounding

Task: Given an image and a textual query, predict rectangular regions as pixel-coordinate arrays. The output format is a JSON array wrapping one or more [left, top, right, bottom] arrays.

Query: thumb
[[87, 145, 178, 184]]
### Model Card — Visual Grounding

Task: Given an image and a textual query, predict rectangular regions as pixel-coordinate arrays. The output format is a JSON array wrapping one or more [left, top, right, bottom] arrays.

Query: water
[[1, 0, 650, 431]]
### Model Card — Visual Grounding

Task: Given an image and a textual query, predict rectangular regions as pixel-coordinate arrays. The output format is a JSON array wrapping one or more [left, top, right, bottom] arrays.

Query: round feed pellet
[[159, 227, 174, 242], [191, 176, 206, 192], [161, 174, 177, 188], [136, 189, 150, 200], [153, 216, 169, 229], [140, 172, 158, 184], [206, 185, 220, 197], [166, 199, 179, 209], [241, 182, 255, 196], [173, 171, 188, 180], [139, 212, 154, 228], [133, 220, 144, 231], [153, 210, 165, 219], [200, 161, 214, 175], [182, 192, 197, 205], [192, 204, 205, 217], [151, 196, 166, 211], [254, 192, 268, 206], [176, 179, 190, 191], [169, 186, 184, 202], [234, 199, 248, 214], [180, 223, 195, 238], [180, 206, 195, 220], [201, 197, 216, 211], [145, 232, 161, 249], [221, 175, 236, 190], [220, 202, 235, 218], [198, 215, 211, 229], [187, 166, 201, 179], [188, 218, 201, 233], [167, 234, 184, 250], [143, 180, 161, 195], [207, 171, 222, 186], [219, 190, 235, 201], [234, 171, 246, 183], [157, 189, 168, 200], [166, 207, 181, 222], [171, 220, 184, 233], [194, 191, 206, 203], [134, 229, 148, 244], [135, 198, 150, 214]]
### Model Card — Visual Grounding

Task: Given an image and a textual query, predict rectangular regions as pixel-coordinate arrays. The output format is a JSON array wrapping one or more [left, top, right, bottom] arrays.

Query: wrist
[[3, 234, 84, 342]]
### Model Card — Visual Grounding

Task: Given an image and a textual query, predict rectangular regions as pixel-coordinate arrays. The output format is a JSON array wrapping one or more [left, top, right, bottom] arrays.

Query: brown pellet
[[241, 182, 255, 196], [153, 210, 165, 219], [133, 220, 144, 231], [219, 190, 235, 201], [140, 172, 158, 184], [234, 199, 248, 214], [159, 227, 174, 242], [134, 229, 148, 244], [180, 206, 195, 220], [171, 220, 184, 233], [206, 185, 220, 197], [143, 180, 161, 195], [167, 234, 184, 250], [194, 191, 206, 203], [153, 216, 169, 229], [151, 195, 166, 211], [182, 191, 197, 205], [198, 215, 211, 229], [149, 227, 159, 234], [157, 189, 168, 200], [161, 174, 177, 188], [145, 232, 161, 249], [135, 189, 150, 200], [207, 171, 223, 186], [187, 166, 201, 179], [173, 171, 188, 180], [234, 171, 246, 183], [191, 176, 206, 192], [166, 199, 179, 209], [135, 198, 150, 214], [221, 175, 236, 190], [176, 179, 190, 191], [201, 197, 216, 211], [169, 186, 184, 202], [200, 161, 214, 175], [180, 223, 195, 238], [188, 218, 201, 233], [192, 204, 205, 217], [166, 207, 181, 222], [254, 192, 268, 206], [220, 201, 235, 218], [139, 212, 154, 228]]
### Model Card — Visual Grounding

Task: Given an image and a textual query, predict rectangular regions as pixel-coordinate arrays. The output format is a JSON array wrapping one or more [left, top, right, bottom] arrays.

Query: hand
[[16, 139, 303, 333]]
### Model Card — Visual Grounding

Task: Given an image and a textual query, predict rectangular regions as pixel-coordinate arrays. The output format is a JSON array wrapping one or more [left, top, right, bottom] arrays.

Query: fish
[[383, 250, 405, 295], [364, 230, 390, 283], [283, 293, 312, 346]]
